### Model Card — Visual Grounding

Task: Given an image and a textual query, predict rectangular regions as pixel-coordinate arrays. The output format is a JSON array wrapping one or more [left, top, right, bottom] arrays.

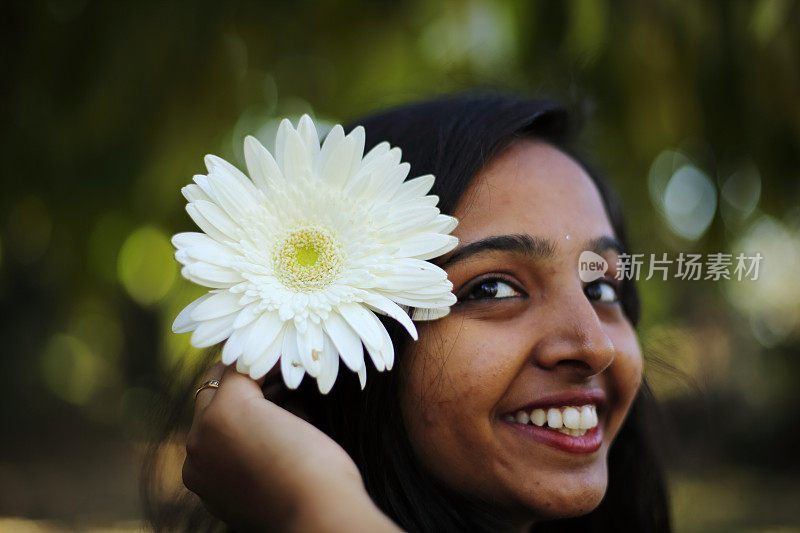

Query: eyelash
[[457, 275, 524, 303], [456, 276, 621, 305]]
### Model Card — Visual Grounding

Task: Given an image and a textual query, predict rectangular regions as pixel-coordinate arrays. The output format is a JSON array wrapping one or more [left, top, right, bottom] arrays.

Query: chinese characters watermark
[[578, 251, 763, 282]]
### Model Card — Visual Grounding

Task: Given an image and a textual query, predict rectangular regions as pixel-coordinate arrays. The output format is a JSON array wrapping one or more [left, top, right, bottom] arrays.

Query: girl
[[152, 93, 671, 532]]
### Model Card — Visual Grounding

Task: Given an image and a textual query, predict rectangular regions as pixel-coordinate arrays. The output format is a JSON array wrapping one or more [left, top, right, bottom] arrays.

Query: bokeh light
[[117, 226, 177, 306], [725, 215, 800, 347], [663, 165, 717, 241], [720, 162, 762, 226], [40, 334, 106, 406]]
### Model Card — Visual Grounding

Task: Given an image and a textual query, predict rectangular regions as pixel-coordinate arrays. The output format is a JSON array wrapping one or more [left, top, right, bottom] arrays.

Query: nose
[[532, 291, 616, 379]]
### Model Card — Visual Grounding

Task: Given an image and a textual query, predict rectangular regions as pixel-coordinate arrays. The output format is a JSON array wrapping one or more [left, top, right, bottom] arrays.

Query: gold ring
[[194, 379, 221, 400]]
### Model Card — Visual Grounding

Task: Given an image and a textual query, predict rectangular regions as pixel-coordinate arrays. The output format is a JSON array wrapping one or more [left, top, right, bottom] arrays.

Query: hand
[[182, 363, 400, 532]]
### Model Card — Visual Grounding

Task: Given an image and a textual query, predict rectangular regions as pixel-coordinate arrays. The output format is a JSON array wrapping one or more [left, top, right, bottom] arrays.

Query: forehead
[[452, 140, 615, 245]]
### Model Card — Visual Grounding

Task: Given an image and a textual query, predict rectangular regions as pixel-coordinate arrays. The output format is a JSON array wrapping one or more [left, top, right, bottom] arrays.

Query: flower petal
[[296, 114, 320, 157], [377, 206, 440, 239], [173, 293, 213, 333], [361, 292, 417, 340], [280, 324, 305, 389], [337, 303, 388, 372], [344, 149, 398, 202], [342, 166, 374, 199], [247, 327, 285, 379], [392, 233, 458, 260], [411, 307, 451, 320], [393, 174, 435, 201], [297, 323, 323, 378], [232, 302, 261, 328], [413, 239, 460, 261], [357, 363, 367, 389], [222, 324, 251, 365], [317, 124, 344, 170], [424, 214, 458, 235], [318, 133, 354, 187], [374, 258, 448, 290], [183, 263, 242, 286], [192, 174, 218, 202], [206, 169, 259, 221], [282, 126, 311, 181], [182, 183, 212, 203], [362, 141, 389, 165], [370, 162, 409, 205], [274, 119, 292, 175], [185, 204, 231, 244], [173, 232, 237, 268], [363, 309, 395, 370], [337, 304, 382, 355], [244, 135, 284, 192], [382, 292, 457, 309], [316, 334, 339, 394], [190, 290, 243, 321], [323, 311, 365, 372], [204, 154, 253, 191], [346, 125, 366, 178], [190, 200, 242, 241], [242, 311, 284, 365], [172, 231, 220, 250], [191, 315, 235, 348]]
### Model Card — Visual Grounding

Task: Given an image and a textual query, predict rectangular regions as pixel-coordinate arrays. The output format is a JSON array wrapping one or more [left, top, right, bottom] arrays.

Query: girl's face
[[401, 140, 642, 524]]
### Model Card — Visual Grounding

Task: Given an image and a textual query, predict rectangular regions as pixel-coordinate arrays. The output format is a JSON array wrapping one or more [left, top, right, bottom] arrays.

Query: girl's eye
[[460, 278, 521, 302], [585, 280, 619, 304]]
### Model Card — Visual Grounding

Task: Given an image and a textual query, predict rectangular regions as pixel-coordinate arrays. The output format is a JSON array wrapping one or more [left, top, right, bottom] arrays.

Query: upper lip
[[504, 389, 607, 415]]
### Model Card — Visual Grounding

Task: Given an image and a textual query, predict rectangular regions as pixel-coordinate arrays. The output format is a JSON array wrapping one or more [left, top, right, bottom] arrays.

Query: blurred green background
[[2, 1, 799, 531]]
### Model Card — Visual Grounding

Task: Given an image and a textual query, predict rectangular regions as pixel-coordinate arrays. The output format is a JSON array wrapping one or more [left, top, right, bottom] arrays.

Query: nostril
[[554, 358, 596, 375]]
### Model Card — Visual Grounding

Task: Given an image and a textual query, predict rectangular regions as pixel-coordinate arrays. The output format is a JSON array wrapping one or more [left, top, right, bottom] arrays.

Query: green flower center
[[274, 225, 344, 291], [295, 244, 320, 267]]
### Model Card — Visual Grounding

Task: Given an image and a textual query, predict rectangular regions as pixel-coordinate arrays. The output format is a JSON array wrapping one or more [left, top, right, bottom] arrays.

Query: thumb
[[215, 364, 271, 404]]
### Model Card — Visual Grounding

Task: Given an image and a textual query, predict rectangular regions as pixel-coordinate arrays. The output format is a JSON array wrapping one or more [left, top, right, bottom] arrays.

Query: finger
[[181, 455, 204, 496], [215, 363, 274, 406], [218, 364, 304, 419], [194, 362, 226, 416], [181, 459, 226, 524]]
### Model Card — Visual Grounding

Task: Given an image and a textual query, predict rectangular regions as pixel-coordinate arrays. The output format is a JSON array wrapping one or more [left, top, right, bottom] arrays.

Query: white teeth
[[546, 408, 563, 428], [507, 404, 598, 434], [579, 405, 597, 430], [562, 407, 580, 429], [558, 428, 588, 437]]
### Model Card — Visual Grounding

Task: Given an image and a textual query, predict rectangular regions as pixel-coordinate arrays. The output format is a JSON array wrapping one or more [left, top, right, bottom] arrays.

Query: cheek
[[399, 322, 516, 488], [614, 328, 643, 388], [606, 324, 643, 421], [404, 321, 516, 408]]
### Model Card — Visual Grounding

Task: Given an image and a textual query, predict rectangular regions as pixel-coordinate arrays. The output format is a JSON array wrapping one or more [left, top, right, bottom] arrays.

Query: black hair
[[142, 92, 671, 532]]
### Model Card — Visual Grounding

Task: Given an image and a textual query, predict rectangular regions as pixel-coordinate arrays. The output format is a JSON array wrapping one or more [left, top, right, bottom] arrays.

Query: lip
[[505, 420, 603, 454], [505, 388, 607, 415], [499, 388, 607, 454]]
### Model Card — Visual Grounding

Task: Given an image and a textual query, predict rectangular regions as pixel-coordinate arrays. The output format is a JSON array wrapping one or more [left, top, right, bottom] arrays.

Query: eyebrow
[[439, 233, 624, 269]]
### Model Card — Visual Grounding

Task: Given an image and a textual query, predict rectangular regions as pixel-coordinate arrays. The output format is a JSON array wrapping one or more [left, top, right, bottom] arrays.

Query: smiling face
[[400, 140, 643, 524]]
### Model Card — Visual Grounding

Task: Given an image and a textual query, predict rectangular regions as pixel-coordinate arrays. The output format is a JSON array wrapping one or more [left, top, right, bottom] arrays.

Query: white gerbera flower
[[172, 115, 458, 393]]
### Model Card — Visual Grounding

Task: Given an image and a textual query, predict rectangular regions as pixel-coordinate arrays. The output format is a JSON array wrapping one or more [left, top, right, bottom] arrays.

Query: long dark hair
[[142, 93, 671, 532]]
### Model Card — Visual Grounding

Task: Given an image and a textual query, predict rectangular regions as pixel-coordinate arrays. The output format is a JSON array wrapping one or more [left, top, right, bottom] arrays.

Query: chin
[[519, 468, 608, 519]]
